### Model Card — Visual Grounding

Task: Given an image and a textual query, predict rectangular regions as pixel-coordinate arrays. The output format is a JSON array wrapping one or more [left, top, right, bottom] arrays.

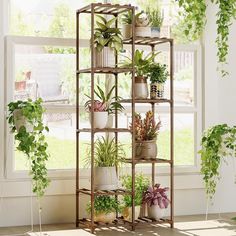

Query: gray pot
[[151, 27, 160, 37], [150, 82, 165, 99], [135, 140, 157, 159]]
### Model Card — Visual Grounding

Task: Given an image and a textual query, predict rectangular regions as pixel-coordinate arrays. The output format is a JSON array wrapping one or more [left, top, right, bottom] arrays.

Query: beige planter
[[94, 47, 115, 67], [150, 82, 165, 99], [135, 27, 151, 37], [147, 205, 166, 220], [122, 206, 140, 221], [13, 109, 34, 132], [122, 24, 132, 39], [89, 111, 108, 129], [95, 212, 116, 223], [94, 167, 118, 190], [135, 140, 157, 159], [134, 76, 148, 99]]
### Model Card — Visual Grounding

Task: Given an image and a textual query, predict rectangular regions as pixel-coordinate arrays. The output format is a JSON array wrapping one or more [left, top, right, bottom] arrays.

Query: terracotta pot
[[13, 109, 34, 132], [122, 24, 132, 39], [134, 76, 148, 99], [150, 82, 165, 99], [151, 27, 160, 37], [122, 206, 140, 221], [94, 212, 116, 223], [89, 111, 108, 129], [15, 81, 26, 91], [147, 205, 166, 220], [94, 167, 118, 190], [94, 47, 115, 67], [135, 140, 157, 159]]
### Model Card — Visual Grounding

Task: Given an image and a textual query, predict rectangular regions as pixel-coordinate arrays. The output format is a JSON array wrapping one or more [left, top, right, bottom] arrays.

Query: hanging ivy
[[211, 0, 236, 77], [177, 0, 236, 78]]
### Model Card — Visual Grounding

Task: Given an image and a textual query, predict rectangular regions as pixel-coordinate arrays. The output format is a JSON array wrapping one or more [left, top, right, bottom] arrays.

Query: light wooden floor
[[1, 213, 236, 236]]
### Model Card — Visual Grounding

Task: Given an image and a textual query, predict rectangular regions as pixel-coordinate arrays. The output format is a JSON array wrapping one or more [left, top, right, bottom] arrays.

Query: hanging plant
[[7, 98, 50, 198], [177, 0, 206, 41], [211, 0, 236, 77], [199, 124, 236, 199]]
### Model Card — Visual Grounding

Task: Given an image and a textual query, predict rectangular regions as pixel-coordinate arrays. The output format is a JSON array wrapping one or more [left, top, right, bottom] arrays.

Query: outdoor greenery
[[94, 15, 123, 52], [146, 7, 163, 28], [84, 137, 126, 168], [7, 98, 50, 198], [149, 63, 169, 84], [87, 196, 120, 214], [121, 174, 150, 207], [199, 124, 236, 199]]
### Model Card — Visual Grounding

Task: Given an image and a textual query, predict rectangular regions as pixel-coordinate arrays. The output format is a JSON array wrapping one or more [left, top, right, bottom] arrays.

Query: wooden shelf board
[[77, 128, 131, 133], [121, 98, 172, 104], [77, 67, 133, 74], [123, 36, 173, 45], [124, 158, 172, 164], [77, 188, 131, 196]]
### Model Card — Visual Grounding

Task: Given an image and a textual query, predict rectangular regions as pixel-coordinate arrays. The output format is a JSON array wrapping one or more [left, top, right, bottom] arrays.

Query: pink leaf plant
[[143, 184, 170, 209], [131, 111, 161, 141], [84, 100, 107, 112]]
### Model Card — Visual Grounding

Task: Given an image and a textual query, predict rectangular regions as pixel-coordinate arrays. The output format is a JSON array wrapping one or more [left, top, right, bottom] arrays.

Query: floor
[[1, 213, 236, 236]]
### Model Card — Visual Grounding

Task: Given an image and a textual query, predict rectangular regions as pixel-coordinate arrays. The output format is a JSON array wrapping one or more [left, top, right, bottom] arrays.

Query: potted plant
[[121, 49, 158, 99], [143, 184, 170, 220], [7, 98, 50, 198], [121, 10, 133, 39], [121, 174, 150, 221], [149, 63, 169, 99], [93, 15, 123, 68], [15, 70, 26, 91], [135, 11, 151, 37], [87, 196, 120, 223], [85, 85, 124, 129], [131, 111, 161, 159], [146, 7, 163, 37], [85, 136, 125, 190]]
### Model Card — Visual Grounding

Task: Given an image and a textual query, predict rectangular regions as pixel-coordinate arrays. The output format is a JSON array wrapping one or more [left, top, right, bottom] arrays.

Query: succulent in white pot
[[85, 136, 125, 190], [86, 196, 120, 223], [93, 15, 123, 67], [146, 7, 163, 38], [143, 184, 170, 220]]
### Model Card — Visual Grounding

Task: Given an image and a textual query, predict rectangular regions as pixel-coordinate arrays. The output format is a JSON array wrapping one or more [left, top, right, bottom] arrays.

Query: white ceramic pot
[[94, 167, 118, 190], [151, 27, 160, 37], [122, 24, 132, 39], [135, 27, 151, 37], [13, 109, 34, 132], [94, 47, 115, 67], [95, 212, 116, 223], [106, 114, 114, 128], [134, 76, 148, 99], [135, 140, 157, 159], [147, 205, 166, 220], [89, 111, 108, 129], [123, 206, 140, 222]]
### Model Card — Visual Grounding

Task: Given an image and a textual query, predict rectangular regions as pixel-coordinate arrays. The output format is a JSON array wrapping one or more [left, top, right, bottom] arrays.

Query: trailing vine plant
[[177, 0, 236, 77], [7, 98, 50, 198], [199, 124, 236, 199]]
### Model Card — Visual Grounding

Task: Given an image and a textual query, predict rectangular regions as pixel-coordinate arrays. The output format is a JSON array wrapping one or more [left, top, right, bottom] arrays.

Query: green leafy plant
[[87, 196, 120, 214], [121, 50, 158, 77], [146, 7, 163, 28], [121, 11, 133, 25], [149, 63, 169, 84], [121, 174, 150, 207], [94, 15, 123, 52], [85, 136, 126, 167], [7, 98, 50, 198], [85, 85, 124, 114], [199, 124, 236, 199]]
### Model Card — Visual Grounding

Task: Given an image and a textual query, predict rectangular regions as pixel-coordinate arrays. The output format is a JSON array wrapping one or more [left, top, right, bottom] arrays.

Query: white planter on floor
[[94, 47, 115, 67], [147, 205, 166, 220], [13, 109, 34, 132], [89, 111, 108, 129], [94, 167, 118, 190]]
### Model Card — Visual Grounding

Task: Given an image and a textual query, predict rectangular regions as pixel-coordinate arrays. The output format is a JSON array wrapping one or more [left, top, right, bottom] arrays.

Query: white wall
[[1, 0, 236, 228]]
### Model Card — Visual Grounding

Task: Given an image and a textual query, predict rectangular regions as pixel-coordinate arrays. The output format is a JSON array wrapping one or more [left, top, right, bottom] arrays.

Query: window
[[7, 0, 201, 176]]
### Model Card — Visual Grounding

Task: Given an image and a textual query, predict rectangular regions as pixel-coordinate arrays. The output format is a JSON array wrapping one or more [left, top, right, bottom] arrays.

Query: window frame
[[5, 35, 202, 180]]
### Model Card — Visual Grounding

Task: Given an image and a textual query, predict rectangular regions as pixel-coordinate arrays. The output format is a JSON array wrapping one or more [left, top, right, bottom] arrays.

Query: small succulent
[[143, 184, 170, 208], [131, 111, 161, 141]]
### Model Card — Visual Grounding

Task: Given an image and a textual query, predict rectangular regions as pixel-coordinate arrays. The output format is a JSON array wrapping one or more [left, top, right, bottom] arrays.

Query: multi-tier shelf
[[76, 3, 174, 234]]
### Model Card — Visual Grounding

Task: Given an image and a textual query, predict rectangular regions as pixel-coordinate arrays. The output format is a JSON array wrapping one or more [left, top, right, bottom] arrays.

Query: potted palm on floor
[[85, 136, 125, 190], [132, 111, 161, 159], [93, 15, 123, 67], [143, 184, 170, 220]]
